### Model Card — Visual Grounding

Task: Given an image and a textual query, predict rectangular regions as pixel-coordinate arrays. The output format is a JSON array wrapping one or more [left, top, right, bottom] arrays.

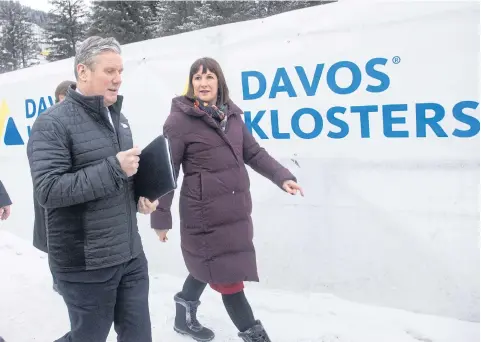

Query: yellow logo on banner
[[182, 78, 189, 95], [0, 99, 24, 146], [0, 100, 9, 137]]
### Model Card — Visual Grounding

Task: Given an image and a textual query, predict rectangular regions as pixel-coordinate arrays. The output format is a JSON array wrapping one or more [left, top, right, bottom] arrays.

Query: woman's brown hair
[[185, 57, 230, 106]]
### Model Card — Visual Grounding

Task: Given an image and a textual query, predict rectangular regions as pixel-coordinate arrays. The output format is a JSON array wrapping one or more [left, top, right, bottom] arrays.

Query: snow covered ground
[[0, 230, 478, 342]]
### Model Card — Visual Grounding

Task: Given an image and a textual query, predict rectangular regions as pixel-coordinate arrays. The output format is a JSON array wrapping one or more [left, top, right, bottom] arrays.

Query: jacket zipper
[[215, 116, 240, 165], [125, 180, 133, 260], [111, 119, 133, 260], [98, 113, 133, 260]]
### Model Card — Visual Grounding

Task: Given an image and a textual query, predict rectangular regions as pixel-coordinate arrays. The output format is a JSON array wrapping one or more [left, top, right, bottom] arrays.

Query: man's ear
[[77, 64, 88, 81]]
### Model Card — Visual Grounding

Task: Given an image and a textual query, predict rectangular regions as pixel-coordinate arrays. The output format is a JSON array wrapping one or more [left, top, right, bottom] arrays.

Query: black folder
[[134, 135, 177, 202]]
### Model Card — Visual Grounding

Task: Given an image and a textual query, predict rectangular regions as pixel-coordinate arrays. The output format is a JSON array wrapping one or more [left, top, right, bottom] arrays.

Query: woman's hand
[[282, 180, 304, 196], [155, 229, 169, 242]]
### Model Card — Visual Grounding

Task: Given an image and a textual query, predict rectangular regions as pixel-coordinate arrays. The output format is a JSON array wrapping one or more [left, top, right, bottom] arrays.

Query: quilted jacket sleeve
[[242, 120, 297, 189], [0, 180, 12, 207], [27, 114, 128, 209]]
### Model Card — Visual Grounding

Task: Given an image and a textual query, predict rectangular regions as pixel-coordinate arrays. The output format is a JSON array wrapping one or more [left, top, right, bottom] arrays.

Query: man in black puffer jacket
[[32, 79, 76, 295], [0, 180, 11, 342], [26, 36, 158, 342]]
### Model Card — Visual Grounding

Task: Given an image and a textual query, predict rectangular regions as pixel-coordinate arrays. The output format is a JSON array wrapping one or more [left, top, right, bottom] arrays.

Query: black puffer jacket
[[32, 194, 47, 253], [0, 180, 12, 207], [27, 86, 142, 271]]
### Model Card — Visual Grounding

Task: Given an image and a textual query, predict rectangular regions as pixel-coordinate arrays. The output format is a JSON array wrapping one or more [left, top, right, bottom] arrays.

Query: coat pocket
[[199, 172, 204, 201]]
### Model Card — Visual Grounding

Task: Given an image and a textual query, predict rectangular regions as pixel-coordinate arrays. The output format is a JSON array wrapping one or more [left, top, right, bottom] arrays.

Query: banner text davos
[[241, 57, 479, 140], [19, 56, 480, 142]]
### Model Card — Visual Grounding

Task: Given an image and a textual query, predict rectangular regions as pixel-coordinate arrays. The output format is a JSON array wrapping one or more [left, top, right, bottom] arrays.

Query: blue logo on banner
[[1, 96, 54, 146]]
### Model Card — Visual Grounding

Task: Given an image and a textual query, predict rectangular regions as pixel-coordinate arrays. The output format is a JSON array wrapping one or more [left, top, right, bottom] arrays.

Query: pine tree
[[176, 1, 223, 33], [264, 1, 325, 16], [84, 1, 334, 41], [44, 0, 88, 62], [222, 1, 323, 20], [150, 1, 330, 37], [144, 1, 179, 38], [211, 1, 252, 24], [0, 1, 39, 73], [17, 11, 39, 68], [88, 1, 154, 44]]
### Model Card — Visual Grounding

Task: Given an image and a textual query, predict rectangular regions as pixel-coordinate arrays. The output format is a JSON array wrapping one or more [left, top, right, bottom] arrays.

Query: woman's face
[[192, 67, 218, 105]]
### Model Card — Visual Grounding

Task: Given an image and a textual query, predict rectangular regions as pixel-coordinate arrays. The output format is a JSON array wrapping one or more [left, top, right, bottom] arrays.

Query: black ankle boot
[[238, 320, 271, 342], [174, 292, 215, 342]]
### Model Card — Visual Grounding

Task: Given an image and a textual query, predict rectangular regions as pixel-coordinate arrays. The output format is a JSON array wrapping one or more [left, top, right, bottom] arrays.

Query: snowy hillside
[[29, 22, 49, 50], [0, 230, 478, 342], [0, 20, 49, 64], [0, 20, 44, 42], [27, 22, 49, 65]]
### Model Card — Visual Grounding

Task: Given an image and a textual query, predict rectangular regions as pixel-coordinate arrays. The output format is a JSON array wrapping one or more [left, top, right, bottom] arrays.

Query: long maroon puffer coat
[[151, 96, 296, 284]]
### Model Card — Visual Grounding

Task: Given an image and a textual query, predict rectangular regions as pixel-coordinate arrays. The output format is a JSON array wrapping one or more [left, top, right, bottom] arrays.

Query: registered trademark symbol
[[392, 56, 401, 64]]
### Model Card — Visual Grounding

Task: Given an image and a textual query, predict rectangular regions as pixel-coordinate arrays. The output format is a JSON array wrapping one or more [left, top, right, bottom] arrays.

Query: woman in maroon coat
[[151, 57, 303, 342]]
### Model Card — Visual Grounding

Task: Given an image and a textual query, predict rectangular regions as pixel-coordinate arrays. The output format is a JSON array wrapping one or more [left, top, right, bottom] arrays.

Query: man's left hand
[[138, 197, 158, 215], [0, 205, 11, 220]]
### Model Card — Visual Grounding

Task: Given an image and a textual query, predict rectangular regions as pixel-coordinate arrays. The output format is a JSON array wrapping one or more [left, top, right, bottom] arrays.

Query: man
[[55, 80, 76, 103], [32, 79, 76, 294], [26, 36, 157, 342], [0, 180, 11, 342], [0, 180, 11, 221]]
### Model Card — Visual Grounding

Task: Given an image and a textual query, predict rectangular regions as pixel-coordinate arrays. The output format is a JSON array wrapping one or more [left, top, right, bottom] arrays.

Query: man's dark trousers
[[53, 252, 151, 342]]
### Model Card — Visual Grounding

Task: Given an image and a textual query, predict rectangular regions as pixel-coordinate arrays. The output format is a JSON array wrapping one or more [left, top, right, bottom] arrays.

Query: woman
[[151, 57, 303, 342]]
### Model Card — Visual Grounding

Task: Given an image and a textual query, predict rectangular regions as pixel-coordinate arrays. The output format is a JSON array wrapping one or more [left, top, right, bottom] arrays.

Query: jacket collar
[[66, 84, 123, 114], [171, 96, 242, 118]]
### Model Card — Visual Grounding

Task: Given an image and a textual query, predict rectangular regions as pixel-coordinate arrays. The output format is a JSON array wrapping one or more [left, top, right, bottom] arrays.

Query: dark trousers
[[51, 268, 58, 285], [53, 252, 151, 342]]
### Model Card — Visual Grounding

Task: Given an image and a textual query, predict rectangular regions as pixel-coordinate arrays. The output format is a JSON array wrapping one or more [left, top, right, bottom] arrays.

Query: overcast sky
[[17, 0, 52, 12]]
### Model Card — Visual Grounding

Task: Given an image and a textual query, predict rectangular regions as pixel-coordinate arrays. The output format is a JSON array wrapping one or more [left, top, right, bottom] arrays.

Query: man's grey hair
[[74, 36, 121, 79]]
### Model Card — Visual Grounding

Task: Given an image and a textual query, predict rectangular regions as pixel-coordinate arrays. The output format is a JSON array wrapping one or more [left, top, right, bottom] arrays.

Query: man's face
[[77, 51, 123, 107]]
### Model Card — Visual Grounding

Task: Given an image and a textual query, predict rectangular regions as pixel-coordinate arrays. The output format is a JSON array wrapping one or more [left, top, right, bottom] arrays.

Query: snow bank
[[0, 230, 478, 342]]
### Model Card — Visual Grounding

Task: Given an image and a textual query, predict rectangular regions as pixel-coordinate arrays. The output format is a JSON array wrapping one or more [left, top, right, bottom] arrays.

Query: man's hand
[[116, 147, 141, 177], [155, 229, 168, 242], [0, 205, 11, 220], [282, 180, 304, 196], [138, 197, 158, 215]]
